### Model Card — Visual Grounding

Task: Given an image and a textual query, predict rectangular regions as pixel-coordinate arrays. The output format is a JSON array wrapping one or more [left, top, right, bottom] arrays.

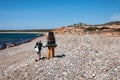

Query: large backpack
[[47, 32, 55, 44]]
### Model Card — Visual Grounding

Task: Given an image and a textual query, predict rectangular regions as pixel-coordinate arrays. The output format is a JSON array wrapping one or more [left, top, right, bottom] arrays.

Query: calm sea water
[[0, 33, 40, 48]]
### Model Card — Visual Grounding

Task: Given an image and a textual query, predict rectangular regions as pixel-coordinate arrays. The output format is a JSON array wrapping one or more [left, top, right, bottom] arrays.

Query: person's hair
[[48, 32, 54, 36]]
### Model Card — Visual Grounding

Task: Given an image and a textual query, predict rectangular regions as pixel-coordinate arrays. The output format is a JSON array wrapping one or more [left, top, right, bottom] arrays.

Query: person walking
[[46, 32, 57, 59], [34, 40, 42, 61]]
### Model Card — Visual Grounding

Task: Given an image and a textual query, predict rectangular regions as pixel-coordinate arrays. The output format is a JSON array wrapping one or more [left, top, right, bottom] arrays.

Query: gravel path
[[0, 34, 120, 80]]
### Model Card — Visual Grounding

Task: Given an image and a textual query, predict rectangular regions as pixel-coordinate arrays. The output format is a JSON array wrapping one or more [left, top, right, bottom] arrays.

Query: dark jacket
[[35, 42, 42, 51]]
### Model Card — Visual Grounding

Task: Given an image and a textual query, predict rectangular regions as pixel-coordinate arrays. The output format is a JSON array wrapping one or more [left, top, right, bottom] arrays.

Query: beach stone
[[79, 76, 85, 80], [8, 43, 17, 47], [62, 72, 67, 76], [89, 73, 96, 79], [114, 66, 120, 71], [0, 44, 7, 50]]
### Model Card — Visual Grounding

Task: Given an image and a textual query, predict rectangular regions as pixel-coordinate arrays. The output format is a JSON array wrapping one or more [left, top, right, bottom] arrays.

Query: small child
[[34, 40, 42, 62]]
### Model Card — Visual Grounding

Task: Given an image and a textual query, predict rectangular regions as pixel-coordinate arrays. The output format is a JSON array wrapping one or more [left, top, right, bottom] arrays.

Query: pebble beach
[[0, 33, 120, 80]]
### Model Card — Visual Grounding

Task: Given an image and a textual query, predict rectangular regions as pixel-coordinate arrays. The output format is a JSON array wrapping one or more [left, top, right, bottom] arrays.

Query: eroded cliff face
[[54, 25, 120, 36], [54, 27, 84, 34]]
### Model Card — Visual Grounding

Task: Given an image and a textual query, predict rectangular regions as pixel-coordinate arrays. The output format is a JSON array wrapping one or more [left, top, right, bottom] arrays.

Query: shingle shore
[[0, 34, 120, 80]]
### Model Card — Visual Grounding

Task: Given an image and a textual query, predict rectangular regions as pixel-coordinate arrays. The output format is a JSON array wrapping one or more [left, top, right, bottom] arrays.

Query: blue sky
[[0, 0, 120, 30]]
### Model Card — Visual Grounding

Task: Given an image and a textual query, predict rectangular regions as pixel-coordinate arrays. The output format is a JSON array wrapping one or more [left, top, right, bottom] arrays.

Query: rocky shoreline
[[0, 33, 44, 50], [0, 34, 120, 80]]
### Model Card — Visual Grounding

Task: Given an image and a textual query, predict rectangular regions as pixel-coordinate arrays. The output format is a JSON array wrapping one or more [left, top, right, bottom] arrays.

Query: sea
[[0, 33, 42, 48]]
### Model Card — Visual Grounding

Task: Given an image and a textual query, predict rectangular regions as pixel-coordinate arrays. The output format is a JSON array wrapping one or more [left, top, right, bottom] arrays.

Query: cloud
[[111, 14, 120, 21]]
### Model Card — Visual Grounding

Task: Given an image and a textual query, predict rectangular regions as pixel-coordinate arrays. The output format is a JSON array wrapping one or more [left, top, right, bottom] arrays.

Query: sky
[[0, 0, 120, 30]]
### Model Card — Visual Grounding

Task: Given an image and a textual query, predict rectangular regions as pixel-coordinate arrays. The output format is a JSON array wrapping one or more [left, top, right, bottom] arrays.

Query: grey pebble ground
[[0, 34, 120, 80]]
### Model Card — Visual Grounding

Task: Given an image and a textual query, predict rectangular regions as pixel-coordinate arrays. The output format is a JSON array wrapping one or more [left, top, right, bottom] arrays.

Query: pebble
[[114, 66, 120, 71]]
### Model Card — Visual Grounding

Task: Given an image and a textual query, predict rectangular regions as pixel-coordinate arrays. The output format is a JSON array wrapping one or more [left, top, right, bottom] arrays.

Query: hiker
[[34, 40, 43, 61], [46, 31, 57, 59]]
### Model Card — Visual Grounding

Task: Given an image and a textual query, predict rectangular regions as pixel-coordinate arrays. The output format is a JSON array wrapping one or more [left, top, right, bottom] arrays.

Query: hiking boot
[[35, 59, 38, 62], [39, 58, 41, 60]]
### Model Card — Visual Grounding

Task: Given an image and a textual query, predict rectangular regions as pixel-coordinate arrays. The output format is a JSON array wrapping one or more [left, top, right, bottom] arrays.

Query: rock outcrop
[[54, 24, 120, 37], [54, 27, 84, 34], [0, 44, 7, 50]]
